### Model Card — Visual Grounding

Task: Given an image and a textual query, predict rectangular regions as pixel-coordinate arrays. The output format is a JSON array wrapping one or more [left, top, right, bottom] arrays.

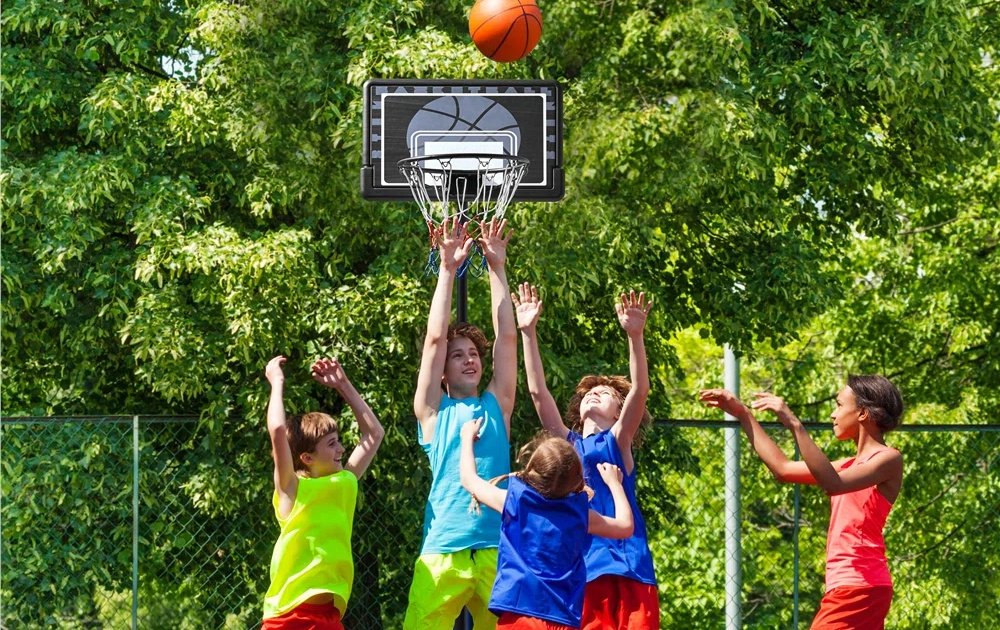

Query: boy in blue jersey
[[403, 218, 518, 630]]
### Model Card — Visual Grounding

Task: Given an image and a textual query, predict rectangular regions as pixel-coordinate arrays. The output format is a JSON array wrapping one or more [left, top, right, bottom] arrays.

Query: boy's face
[[443, 336, 482, 392], [302, 431, 346, 476]]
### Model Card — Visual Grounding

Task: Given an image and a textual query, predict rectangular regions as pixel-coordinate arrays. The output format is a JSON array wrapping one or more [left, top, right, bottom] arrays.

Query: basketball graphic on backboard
[[470, 0, 543, 63]]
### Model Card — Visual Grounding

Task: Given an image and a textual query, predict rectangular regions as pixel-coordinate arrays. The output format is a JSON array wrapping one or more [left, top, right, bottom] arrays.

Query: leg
[[404, 552, 476, 630], [466, 548, 500, 629]]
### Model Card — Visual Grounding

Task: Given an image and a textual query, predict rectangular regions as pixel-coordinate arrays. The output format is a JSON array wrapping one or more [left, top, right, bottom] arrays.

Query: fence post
[[133, 415, 139, 630], [724, 345, 742, 629], [793, 442, 801, 628]]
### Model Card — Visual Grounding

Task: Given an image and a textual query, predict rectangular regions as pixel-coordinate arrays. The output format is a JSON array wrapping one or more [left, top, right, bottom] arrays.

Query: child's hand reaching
[[265, 356, 286, 387], [616, 290, 652, 338], [461, 418, 484, 444], [597, 462, 624, 487], [477, 218, 512, 269], [438, 217, 474, 273], [698, 388, 749, 419], [512, 282, 542, 332], [311, 357, 349, 391], [751, 393, 800, 429]]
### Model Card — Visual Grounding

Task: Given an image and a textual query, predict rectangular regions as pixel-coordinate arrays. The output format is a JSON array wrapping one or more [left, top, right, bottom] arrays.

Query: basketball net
[[398, 153, 528, 277]]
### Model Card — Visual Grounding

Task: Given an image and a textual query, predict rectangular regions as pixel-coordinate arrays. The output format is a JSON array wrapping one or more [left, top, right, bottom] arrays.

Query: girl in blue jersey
[[512, 284, 659, 630], [459, 419, 635, 630]]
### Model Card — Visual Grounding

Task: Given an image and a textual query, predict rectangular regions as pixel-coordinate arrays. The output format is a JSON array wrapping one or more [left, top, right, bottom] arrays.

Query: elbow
[[623, 521, 635, 538], [369, 424, 386, 445]]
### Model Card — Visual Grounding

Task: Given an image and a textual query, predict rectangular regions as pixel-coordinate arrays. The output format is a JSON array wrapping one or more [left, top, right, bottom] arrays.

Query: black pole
[[456, 272, 469, 324]]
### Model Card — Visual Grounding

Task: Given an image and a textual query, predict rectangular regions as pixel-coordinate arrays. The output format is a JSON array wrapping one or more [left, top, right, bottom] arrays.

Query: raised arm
[[414, 219, 473, 442], [312, 358, 385, 479], [459, 418, 508, 514], [480, 219, 517, 431], [587, 463, 634, 539], [513, 283, 568, 439], [752, 393, 902, 496], [699, 388, 821, 485], [265, 356, 298, 516], [611, 291, 652, 465]]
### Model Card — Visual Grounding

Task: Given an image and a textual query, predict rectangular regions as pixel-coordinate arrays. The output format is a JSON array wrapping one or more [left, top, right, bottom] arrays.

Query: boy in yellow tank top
[[262, 355, 385, 630]]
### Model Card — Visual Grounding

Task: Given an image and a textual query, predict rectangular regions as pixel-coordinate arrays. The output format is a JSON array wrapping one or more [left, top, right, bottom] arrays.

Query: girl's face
[[580, 385, 622, 429], [302, 431, 346, 476], [830, 386, 864, 440]]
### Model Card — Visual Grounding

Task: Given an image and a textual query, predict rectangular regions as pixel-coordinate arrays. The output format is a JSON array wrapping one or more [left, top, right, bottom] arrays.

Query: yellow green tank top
[[263, 470, 358, 618]]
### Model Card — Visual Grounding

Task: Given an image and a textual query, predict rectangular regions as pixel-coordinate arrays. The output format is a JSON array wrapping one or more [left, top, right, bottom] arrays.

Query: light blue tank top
[[419, 391, 510, 554]]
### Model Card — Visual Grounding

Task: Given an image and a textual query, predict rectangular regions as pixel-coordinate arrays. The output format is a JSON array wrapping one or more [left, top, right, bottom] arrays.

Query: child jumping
[[459, 418, 635, 630], [513, 284, 659, 629], [699, 375, 904, 630], [262, 355, 385, 630], [404, 217, 518, 629]]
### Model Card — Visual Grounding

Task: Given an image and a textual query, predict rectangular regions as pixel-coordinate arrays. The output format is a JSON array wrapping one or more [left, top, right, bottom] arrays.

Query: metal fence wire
[[2, 417, 998, 629]]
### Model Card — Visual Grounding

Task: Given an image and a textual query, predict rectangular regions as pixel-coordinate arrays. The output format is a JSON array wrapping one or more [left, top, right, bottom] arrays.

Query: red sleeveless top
[[824, 448, 897, 592]]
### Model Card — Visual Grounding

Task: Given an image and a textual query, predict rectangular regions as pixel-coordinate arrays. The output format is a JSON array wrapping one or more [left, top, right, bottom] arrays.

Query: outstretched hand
[[435, 217, 474, 273], [512, 282, 542, 331], [477, 218, 512, 269], [616, 290, 652, 338], [698, 388, 749, 419], [311, 357, 349, 390], [265, 356, 286, 387], [751, 393, 800, 429]]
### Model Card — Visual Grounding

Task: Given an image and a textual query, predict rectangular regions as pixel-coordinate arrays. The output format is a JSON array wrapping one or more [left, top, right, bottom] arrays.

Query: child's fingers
[[644, 297, 653, 315], [511, 292, 521, 306]]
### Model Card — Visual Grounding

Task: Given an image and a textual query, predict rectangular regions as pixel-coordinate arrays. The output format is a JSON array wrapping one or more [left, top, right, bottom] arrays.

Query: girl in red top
[[700, 375, 904, 630]]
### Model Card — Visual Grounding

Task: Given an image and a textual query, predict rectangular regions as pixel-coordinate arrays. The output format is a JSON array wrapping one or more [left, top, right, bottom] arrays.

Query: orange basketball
[[469, 0, 543, 63]]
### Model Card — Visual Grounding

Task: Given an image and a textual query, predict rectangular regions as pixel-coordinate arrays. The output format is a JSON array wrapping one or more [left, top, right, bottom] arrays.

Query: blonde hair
[[470, 433, 593, 514], [286, 412, 339, 473], [564, 375, 653, 449]]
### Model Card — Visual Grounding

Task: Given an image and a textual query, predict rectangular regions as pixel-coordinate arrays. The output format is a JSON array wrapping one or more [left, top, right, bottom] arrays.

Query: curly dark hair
[[564, 375, 652, 449]]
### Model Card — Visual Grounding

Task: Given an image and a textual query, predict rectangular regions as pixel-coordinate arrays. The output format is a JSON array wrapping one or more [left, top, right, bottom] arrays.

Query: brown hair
[[847, 374, 904, 433], [286, 412, 339, 473], [470, 433, 591, 514], [564, 375, 653, 449], [447, 322, 490, 358]]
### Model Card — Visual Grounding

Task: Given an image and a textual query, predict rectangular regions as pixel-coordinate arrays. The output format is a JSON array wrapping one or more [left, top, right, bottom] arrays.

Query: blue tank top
[[419, 392, 511, 554], [489, 476, 591, 627], [568, 429, 657, 585]]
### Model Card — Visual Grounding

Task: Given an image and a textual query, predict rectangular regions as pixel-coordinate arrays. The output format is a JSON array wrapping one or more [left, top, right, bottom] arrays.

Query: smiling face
[[442, 335, 483, 396], [579, 385, 623, 430], [830, 386, 864, 441], [301, 430, 346, 477]]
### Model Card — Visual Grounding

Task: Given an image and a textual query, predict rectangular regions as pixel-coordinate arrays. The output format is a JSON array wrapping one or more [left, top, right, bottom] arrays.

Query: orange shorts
[[497, 611, 576, 630], [811, 585, 893, 630], [262, 602, 344, 630], [581, 575, 659, 630]]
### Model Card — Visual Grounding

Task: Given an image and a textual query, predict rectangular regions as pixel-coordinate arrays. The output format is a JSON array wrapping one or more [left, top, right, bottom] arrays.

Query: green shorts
[[403, 548, 499, 630]]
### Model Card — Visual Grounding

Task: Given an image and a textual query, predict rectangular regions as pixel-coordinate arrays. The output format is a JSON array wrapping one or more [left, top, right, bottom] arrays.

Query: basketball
[[469, 0, 543, 63]]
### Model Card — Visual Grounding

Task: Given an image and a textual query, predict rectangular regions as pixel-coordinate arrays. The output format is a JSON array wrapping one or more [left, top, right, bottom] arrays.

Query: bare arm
[[699, 389, 820, 484], [611, 291, 652, 469], [265, 356, 298, 518], [481, 219, 517, 431], [414, 219, 472, 441], [459, 418, 508, 513], [754, 393, 903, 495], [513, 283, 568, 439], [312, 358, 385, 479], [587, 463, 634, 539]]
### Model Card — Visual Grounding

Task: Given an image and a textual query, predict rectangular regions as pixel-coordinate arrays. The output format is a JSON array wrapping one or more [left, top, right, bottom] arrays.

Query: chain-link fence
[[2, 416, 998, 629]]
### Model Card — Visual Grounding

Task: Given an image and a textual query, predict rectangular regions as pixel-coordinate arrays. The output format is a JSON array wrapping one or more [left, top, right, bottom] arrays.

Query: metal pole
[[723, 345, 742, 630], [132, 415, 139, 630], [457, 272, 469, 324], [793, 443, 801, 628]]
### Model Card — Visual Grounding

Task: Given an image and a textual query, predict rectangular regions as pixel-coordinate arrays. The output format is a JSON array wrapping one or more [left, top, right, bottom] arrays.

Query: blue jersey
[[568, 429, 657, 585], [489, 476, 591, 627], [419, 392, 510, 554]]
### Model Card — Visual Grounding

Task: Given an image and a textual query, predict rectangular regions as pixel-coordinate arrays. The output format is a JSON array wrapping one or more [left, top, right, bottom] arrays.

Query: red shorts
[[581, 575, 660, 630], [262, 602, 344, 630], [498, 612, 576, 630], [811, 585, 893, 630]]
